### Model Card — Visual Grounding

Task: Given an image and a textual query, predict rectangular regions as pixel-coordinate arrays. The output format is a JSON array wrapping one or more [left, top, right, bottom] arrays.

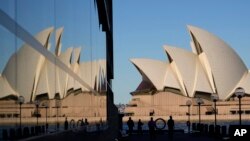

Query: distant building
[[126, 25, 250, 117]]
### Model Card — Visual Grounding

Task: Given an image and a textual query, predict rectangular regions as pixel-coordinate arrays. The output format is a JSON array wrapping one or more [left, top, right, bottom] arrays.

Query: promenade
[[19, 130, 221, 141], [3, 121, 249, 141], [128, 133, 221, 141], [2, 119, 250, 141]]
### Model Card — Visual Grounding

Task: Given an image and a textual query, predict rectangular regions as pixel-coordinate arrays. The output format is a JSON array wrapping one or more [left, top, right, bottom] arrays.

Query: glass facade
[[0, 0, 114, 139]]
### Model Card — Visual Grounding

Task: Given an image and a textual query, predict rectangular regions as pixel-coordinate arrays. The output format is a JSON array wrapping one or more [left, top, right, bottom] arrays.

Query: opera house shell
[[0, 27, 107, 118], [126, 25, 250, 117]]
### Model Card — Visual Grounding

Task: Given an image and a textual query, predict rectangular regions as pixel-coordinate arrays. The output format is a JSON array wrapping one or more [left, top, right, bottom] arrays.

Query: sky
[[113, 0, 250, 104], [1, 0, 250, 105], [0, 0, 105, 71]]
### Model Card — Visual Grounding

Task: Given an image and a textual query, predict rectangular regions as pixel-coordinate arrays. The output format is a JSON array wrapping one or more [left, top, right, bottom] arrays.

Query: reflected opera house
[[0, 27, 107, 118], [0, 1, 117, 136]]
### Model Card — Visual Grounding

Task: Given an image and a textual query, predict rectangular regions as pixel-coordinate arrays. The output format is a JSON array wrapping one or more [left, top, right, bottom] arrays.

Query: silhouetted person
[[100, 118, 103, 126], [127, 117, 134, 135], [81, 118, 84, 126], [85, 118, 89, 125], [137, 119, 143, 134], [64, 117, 68, 130], [148, 117, 156, 140], [167, 116, 175, 140]]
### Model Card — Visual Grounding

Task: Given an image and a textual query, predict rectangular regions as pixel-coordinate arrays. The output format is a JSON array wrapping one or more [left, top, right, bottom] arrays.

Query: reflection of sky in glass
[[0, 0, 106, 72]]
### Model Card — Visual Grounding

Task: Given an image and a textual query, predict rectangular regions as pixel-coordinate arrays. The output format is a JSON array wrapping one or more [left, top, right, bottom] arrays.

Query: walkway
[[128, 133, 221, 141]]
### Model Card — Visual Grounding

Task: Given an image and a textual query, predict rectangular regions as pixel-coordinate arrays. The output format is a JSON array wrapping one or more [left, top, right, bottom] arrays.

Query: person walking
[[137, 119, 143, 134], [127, 117, 134, 135], [148, 117, 156, 140], [167, 116, 175, 140]]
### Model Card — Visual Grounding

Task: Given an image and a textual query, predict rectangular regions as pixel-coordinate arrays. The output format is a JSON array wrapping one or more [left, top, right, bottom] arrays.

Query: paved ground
[[21, 130, 114, 141], [18, 130, 224, 141], [125, 133, 222, 141]]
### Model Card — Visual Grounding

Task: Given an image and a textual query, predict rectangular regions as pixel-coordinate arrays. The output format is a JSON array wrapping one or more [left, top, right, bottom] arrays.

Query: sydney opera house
[[125, 25, 250, 117], [0, 0, 117, 127], [0, 26, 107, 118], [0, 1, 119, 140]]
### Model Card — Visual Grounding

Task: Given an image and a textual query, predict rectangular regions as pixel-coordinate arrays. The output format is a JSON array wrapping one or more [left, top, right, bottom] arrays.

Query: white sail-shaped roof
[[130, 58, 167, 90], [35, 27, 64, 100], [131, 25, 249, 100], [72, 47, 81, 64], [35, 59, 61, 99], [79, 61, 95, 92], [97, 60, 107, 92], [164, 45, 197, 97], [163, 63, 181, 90], [229, 71, 250, 98], [164, 45, 214, 97], [72, 47, 82, 91], [2, 27, 54, 102], [187, 25, 248, 100], [72, 63, 82, 90], [55, 27, 64, 56], [0, 26, 107, 100], [58, 48, 73, 98], [35, 62, 50, 99], [0, 75, 17, 98], [194, 58, 214, 94]]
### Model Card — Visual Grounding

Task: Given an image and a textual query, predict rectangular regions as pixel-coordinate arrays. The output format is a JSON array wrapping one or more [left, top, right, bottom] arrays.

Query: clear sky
[[1, 0, 250, 105], [113, 0, 250, 104], [0, 0, 105, 71]]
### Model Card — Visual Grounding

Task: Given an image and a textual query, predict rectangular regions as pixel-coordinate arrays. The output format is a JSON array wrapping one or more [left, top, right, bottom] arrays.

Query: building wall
[[0, 92, 106, 119], [125, 91, 250, 118]]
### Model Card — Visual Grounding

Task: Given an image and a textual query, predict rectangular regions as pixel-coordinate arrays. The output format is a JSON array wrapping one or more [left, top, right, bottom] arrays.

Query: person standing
[[148, 117, 156, 140], [127, 117, 134, 135], [167, 116, 175, 140], [81, 118, 84, 126], [137, 119, 143, 134], [85, 118, 89, 125], [64, 117, 68, 130]]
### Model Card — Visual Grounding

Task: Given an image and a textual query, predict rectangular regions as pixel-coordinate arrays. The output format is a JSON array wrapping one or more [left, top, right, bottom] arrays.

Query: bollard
[[192, 123, 197, 130], [35, 126, 39, 135], [16, 127, 22, 139], [9, 128, 16, 140], [209, 124, 214, 135], [42, 125, 45, 133], [197, 123, 200, 131], [215, 125, 221, 137], [38, 126, 41, 134], [228, 125, 234, 137], [221, 126, 227, 137], [2, 129, 8, 140], [199, 124, 204, 132], [31, 126, 35, 136], [204, 124, 208, 133], [23, 127, 30, 138]]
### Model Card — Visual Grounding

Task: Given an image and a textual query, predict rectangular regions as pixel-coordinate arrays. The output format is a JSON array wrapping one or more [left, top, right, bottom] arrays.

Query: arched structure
[[0, 27, 107, 102], [131, 25, 250, 101]]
